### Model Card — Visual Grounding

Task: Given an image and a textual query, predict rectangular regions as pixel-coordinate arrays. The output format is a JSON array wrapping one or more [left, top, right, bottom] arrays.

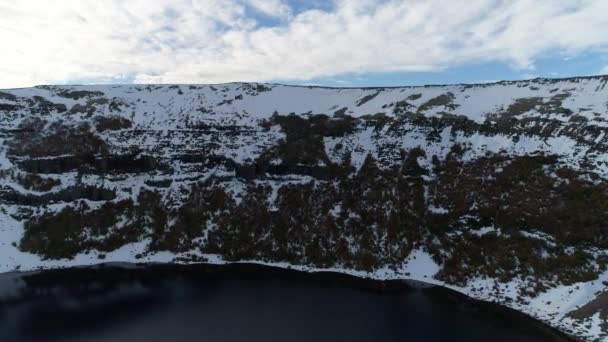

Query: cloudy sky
[[1, 0, 608, 88]]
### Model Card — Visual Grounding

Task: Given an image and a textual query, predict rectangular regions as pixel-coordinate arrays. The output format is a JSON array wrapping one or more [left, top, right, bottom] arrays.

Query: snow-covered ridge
[[1, 75, 608, 341], [1, 75, 607, 174], [1, 75, 607, 124]]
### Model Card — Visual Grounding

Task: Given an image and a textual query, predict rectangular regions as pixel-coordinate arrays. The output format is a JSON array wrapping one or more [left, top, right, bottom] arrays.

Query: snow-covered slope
[[1, 76, 608, 341]]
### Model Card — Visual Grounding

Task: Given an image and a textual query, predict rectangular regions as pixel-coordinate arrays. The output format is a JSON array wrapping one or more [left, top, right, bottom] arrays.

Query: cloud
[[1, 0, 608, 87], [601, 65, 608, 74], [245, 0, 292, 19]]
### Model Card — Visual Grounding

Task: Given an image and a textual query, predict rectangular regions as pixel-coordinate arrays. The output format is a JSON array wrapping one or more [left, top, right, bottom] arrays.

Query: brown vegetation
[[8, 118, 109, 158]]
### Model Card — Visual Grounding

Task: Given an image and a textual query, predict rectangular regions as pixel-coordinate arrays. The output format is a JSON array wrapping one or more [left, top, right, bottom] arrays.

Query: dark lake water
[[0, 264, 571, 342]]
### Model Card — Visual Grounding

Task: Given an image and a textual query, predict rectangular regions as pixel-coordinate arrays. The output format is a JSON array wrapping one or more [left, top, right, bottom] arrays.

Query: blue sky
[[285, 52, 608, 87], [1, 0, 608, 88]]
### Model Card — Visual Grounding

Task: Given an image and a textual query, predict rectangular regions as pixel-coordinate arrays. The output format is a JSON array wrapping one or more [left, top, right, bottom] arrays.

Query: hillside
[[1, 76, 608, 341]]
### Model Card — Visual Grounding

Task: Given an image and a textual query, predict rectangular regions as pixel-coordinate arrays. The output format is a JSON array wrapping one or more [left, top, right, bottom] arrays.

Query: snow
[[471, 226, 496, 236], [402, 249, 441, 279], [1, 76, 608, 341], [428, 206, 449, 214]]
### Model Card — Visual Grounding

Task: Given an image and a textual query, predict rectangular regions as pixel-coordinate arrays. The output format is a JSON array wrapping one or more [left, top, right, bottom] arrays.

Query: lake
[[0, 264, 572, 342]]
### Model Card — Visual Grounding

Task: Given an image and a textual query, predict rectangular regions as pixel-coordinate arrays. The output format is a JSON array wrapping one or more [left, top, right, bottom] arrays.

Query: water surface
[[0, 264, 571, 342]]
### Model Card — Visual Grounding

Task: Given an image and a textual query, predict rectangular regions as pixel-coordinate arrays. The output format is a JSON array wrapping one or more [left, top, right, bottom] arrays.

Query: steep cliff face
[[1, 76, 608, 340]]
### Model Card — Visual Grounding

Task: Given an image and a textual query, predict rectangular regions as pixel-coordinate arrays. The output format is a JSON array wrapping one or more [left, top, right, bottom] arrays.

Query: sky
[[1, 0, 608, 89]]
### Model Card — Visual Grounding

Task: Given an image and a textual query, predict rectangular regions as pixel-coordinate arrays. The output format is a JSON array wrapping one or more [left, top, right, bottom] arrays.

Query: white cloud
[[246, 0, 292, 19], [1, 0, 608, 88], [601, 65, 608, 74]]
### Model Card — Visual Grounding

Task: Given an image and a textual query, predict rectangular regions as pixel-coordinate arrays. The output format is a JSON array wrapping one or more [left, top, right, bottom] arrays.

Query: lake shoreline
[[0, 262, 579, 342]]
